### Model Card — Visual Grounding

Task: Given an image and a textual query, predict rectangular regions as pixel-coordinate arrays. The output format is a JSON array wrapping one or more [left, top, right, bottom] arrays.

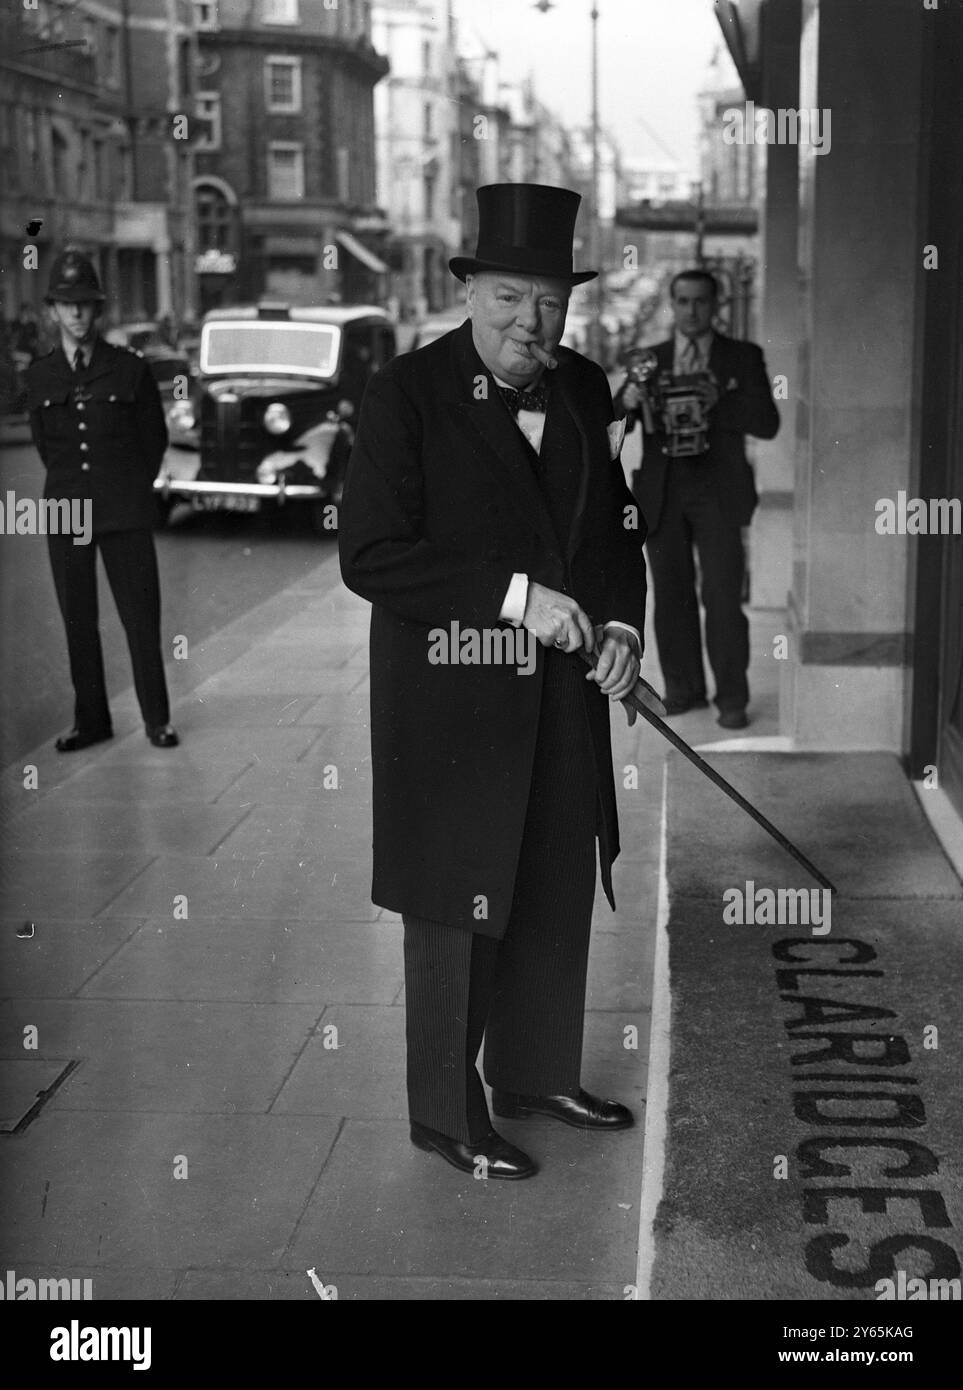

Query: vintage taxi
[[155, 303, 396, 529]]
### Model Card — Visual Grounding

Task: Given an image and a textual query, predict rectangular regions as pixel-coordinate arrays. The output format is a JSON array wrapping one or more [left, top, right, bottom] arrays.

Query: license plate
[[192, 494, 261, 514]]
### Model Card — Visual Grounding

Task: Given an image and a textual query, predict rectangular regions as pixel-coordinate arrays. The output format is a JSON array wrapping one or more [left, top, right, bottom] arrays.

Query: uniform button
[[80, 442, 89, 452], [78, 422, 86, 431], [43, 398, 51, 406], [77, 402, 85, 412], [81, 463, 91, 472], [109, 394, 117, 402]]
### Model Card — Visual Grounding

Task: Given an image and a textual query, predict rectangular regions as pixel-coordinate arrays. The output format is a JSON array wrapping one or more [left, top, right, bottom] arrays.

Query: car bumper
[[153, 477, 325, 501]]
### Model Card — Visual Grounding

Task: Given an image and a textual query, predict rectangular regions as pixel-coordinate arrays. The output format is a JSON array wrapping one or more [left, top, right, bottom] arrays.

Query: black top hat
[[45, 250, 106, 304], [450, 183, 597, 286]]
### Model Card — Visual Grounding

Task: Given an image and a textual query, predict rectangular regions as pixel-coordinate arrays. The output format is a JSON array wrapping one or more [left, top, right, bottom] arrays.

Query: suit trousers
[[645, 474, 749, 712], [47, 528, 171, 733], [402, 646, 600, 1145]]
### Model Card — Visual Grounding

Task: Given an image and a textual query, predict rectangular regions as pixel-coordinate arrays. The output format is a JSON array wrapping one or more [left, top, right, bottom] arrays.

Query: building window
[[93, 138, 106, 200], [423, 171, 435, 221], [51, 126, 70, 198], [193, 1, 219, 29], [196, 93, 222, 151], [117, 144, 134, 201], [265, 57, 302, 114], [83, 17, 97, 69], [267, 142, 304, 200], [423, 39, 431, 73], [262, 0, 299, 24], [77, 127, 91, 201], [195, 183, 234, 253], [104, 25, 120, 86]]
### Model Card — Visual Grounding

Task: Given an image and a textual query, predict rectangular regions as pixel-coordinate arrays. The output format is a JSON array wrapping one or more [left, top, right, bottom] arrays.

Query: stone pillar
[[781, 0, 925, 749], [751, 0, 801, 610]]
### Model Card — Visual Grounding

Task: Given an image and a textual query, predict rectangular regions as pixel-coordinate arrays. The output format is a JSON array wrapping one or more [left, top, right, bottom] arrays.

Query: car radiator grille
[[199, 399, 264, 481]]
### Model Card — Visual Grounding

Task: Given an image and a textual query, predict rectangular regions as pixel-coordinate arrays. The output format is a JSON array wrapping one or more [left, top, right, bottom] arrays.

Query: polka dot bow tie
[[498, 381, 551, 416]]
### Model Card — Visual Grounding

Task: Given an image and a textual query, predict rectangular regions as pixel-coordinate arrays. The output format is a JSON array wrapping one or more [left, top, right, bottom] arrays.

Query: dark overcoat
[[339, 318, 646, 938], [618, 333, 780, 532], [25, 337, 168, 533]]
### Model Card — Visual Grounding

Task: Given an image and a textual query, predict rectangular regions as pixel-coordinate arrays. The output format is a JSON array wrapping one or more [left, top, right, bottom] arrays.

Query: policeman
[[25, 251, 179, 751]]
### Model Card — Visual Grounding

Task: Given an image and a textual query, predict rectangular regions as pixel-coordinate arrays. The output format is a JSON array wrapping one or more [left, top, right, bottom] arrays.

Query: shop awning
[[335, 230, 389, 275]]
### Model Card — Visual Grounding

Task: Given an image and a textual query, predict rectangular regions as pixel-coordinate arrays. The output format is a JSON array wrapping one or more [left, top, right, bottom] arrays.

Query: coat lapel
[[448, 321, 559, 551], [551, 363, 593, 565]]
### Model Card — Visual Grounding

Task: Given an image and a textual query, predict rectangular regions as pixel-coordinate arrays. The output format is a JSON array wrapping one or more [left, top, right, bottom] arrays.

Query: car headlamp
[[263, 402, 292, 435]]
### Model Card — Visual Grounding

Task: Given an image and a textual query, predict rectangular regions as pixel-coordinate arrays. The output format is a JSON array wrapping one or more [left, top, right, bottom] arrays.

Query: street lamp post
[[534, 0, 606, 364]]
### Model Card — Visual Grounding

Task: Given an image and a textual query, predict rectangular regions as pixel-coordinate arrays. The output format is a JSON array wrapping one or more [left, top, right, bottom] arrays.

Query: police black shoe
[[717, 708, 749, 730], [409, 1121, 538, 1179], [55, 728, 113, 753], [146, 724, 179, 748], [492, 1087, 634, 1130], [662, 695, 709, 716]]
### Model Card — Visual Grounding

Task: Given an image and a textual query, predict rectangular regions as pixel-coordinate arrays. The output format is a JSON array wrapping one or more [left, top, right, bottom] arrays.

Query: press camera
[[621, 347, 716, 458]]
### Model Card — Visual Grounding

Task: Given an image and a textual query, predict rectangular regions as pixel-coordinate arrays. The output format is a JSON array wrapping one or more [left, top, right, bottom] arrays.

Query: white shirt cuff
[[500, 572, 529, 626], [603, 620, 642, 653]]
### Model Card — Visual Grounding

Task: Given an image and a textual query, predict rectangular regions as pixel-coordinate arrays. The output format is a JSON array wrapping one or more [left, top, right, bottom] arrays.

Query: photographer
[[615, 269, 779, 728]]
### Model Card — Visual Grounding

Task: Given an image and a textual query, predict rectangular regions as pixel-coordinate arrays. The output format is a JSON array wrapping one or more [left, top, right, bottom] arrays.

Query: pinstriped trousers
[[402, 646, 599, 1144]]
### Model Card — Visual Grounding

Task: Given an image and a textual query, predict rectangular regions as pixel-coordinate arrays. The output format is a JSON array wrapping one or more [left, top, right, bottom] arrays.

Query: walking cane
[[577, 647, 837, 895]]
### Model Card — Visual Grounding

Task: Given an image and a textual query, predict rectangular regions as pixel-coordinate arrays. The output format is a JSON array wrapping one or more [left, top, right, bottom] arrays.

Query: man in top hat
[[339, 184, 647, 1179], [25, 250, 179, 751]]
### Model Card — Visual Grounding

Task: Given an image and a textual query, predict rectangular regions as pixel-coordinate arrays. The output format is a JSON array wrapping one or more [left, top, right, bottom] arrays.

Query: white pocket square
[[607, 418, 627, 459]]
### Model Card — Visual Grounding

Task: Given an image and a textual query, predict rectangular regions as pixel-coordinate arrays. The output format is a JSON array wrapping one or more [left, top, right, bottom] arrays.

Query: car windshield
[[201, 322, 341, 379]]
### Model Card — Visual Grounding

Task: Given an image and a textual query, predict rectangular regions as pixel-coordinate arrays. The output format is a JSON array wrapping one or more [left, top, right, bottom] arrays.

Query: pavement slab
[[0, 916, 146, 999], [2, 801, 250, 858], [174, 1269, 626, 1300], [79, 918, 404, 1006], [283, 1116, 642, 1284], [272, 1004, 407, 1118], [95, 852, 381, 922], [0, 1112, 342, 1268], [0, 851, 156, 920], [0, 999, 322, 1114]]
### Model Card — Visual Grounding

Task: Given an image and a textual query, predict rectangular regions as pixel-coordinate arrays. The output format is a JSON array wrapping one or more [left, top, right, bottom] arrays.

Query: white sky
[[451, 0, 730, 176]]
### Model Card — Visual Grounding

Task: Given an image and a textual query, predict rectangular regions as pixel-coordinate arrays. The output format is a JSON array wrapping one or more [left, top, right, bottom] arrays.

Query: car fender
[[263, 418, 344, 480]]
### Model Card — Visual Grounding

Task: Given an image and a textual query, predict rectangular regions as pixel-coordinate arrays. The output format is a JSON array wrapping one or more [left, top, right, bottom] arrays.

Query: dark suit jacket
[[339, 318, 646, 938], [25, 337, 168, 533], [615, 332, 779, 532]]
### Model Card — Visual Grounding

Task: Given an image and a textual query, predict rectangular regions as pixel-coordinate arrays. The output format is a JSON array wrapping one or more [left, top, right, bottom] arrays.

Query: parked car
[[141, 346, 200, 449], [153, 303, 397, 531]]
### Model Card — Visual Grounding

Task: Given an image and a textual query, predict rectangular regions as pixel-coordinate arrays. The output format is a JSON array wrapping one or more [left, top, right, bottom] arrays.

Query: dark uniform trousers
[[645, 464, 749, 713], [47, 529, 170, 734], [402, 394, 602, 1146]]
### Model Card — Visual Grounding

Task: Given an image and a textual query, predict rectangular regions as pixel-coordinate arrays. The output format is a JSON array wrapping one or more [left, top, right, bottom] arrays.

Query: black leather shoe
[[410, 1121, 538, 1179], [717, 708, 749, 730], [55, 728, 112, 753], [146, 724, 179, 748], [662, 695, 709, 716], [492, 1087, 634, 1130]]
